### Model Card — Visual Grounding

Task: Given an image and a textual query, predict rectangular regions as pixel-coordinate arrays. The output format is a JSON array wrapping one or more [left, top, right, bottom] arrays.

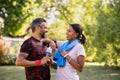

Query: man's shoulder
[[25, 37, 34, 42], [22, 37, 33, 45]]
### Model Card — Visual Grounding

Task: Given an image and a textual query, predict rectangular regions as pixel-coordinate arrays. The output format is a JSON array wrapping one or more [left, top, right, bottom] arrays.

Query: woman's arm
[[61, 50, 85, 72]]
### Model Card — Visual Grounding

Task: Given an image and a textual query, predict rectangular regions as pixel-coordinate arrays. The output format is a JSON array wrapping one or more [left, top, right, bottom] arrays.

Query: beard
[[41, 33, 46, 38], [40, 33, 48, 46], [39, 32, 46, 39]]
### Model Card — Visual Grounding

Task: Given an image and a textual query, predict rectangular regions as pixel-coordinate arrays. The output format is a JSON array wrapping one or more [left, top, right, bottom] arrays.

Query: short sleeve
[[56, 41, 65, 48], [20, 40, 32, 54], [76, 44, 85, 57]]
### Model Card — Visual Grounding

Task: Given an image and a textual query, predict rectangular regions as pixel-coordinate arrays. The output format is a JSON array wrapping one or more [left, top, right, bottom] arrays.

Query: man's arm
[[16, 52, 50, 67]]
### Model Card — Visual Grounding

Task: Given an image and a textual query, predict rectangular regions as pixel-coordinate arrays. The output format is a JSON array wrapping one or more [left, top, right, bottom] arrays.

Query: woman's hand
[[61, 50, 67, 57]]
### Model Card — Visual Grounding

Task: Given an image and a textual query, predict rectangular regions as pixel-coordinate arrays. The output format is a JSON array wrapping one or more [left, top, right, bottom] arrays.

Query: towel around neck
[[53, 39, 79, 67]]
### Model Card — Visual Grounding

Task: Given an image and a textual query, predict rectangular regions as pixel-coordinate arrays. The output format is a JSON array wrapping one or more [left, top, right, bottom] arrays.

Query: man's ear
[[36, 26, 40, 31]]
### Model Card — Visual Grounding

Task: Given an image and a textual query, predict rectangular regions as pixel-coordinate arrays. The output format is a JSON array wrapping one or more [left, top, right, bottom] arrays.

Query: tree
[[94, 0, 120, 67], [49, 0, 120, 67], [0, 0, 54, 37], [1, 0, 120, 67]]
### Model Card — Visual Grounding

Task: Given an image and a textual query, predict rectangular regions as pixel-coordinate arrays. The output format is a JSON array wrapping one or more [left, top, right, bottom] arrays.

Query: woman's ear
[[76, 33, 79, 38]]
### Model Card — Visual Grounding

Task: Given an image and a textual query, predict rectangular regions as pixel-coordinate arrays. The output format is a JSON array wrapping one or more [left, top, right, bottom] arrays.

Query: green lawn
[[0, 62, 120, 80]]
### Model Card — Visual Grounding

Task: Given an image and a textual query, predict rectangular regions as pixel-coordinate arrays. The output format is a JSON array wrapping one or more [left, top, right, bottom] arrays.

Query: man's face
[[38, 22, 48, 38]]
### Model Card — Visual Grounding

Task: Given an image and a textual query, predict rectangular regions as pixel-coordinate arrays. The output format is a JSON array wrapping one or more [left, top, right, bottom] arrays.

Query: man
[[16, 18, 55, 80]]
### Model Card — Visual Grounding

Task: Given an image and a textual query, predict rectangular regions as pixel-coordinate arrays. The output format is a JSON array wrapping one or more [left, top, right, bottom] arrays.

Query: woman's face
[[66, 26, 78, 41]]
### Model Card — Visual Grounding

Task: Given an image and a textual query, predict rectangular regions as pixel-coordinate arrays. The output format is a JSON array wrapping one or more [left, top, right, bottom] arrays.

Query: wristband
[[64, 54, 68, 58], [68, 57, 72, 63], [35, 60, 41, 66]]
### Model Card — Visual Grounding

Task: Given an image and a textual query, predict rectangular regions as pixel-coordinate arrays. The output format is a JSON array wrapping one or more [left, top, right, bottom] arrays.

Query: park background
[[0, 0, 120, 80]]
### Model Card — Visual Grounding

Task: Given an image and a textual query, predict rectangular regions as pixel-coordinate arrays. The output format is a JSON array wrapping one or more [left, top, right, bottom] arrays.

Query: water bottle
[[46, 47, 52, 57], [45, 47, 52, 65]]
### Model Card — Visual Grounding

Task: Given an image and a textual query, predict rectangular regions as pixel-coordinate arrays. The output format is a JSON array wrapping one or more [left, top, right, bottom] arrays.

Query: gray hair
[[30, 18, 46, 32]]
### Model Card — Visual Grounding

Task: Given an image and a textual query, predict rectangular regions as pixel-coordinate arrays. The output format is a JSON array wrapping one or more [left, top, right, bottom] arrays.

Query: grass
[[79, 63, 120, 80], [0, 62, 120, 80]]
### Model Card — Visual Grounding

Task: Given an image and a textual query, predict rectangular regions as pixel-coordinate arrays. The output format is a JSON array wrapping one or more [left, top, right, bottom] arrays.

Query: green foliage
[[0, 37, 13, 65], [93, 0, 120, 67], [0, 0, 120, 68], [0, 0, 54, 36], [49, 0, 120, 67], [0, 54, 16, 65], [54, 0, 85, 24], [0, 36, 22, 65], [0, 0, 27, 36], [47, 21, 67, 40]]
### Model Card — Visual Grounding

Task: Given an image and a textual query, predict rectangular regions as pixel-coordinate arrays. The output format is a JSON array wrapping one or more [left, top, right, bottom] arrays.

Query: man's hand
[[41, 56, 51, 65], [42, 38, 50, 44], [49, 41, 57, 53], [42, 38, 57, 53]]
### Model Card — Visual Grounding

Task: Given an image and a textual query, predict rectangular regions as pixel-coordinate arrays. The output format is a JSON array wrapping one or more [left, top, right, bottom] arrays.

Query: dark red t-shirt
[[20, 37, 50, 80]]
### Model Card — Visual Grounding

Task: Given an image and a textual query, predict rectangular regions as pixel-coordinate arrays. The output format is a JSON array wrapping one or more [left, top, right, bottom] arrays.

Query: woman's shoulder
[[74, 43, 85, 52], [75, 43, 84, 49], [74, 43, 85, 56]]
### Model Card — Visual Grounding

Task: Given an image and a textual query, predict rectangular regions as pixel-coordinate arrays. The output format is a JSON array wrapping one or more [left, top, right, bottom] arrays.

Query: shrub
[[0, 35, 16, 65]]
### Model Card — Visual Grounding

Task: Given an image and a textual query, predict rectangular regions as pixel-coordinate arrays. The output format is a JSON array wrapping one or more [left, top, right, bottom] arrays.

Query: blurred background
[[0, 0, 120, 80]]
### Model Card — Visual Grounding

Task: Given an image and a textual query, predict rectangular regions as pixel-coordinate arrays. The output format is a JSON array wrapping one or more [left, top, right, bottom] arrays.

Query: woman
[[53, 24, 86, 80]]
